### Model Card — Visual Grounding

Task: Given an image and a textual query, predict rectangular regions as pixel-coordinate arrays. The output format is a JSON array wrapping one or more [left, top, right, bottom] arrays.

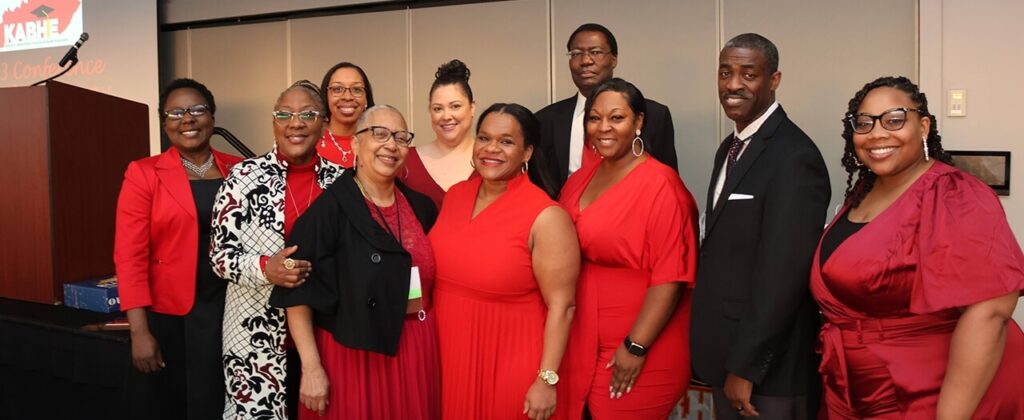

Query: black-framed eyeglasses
[[163, 104, 210, 120], [327, 85, 366, 98], [355, 126, 415, 147], [846, 107, 924, 134], [567, 48, 609, 61], [272, 110, 322, 125]]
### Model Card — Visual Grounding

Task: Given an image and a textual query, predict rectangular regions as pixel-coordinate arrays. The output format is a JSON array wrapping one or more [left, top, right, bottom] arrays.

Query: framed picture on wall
[[947, 150, 1011, 196]]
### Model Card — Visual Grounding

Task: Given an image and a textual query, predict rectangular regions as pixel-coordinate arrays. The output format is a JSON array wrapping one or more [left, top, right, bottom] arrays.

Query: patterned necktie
[[726, 135, 746, 176]]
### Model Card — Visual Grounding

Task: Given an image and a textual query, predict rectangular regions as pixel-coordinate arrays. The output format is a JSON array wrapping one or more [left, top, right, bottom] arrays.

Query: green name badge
[[409, 266, 422, 300]]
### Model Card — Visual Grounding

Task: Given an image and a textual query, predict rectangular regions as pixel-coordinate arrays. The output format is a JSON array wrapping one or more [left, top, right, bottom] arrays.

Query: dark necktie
[[726, 135, 746, 176]]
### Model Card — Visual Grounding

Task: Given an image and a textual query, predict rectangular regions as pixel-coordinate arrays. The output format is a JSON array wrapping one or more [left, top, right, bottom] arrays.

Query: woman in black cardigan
[[270, 105, 440, 420]]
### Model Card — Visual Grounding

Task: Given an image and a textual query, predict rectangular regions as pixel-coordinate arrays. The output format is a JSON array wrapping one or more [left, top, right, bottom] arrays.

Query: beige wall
[[920, 0, 1024, 323], [160, 0, 916, 215]]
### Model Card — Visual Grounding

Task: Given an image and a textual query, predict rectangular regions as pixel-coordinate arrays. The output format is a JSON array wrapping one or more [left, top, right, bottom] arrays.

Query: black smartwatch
[[623, 336, 648, 357]]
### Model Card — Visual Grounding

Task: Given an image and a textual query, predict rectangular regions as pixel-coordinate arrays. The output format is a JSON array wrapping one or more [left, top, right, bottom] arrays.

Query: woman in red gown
[[430, 103, 579, 420], [271, 105, 441, 419], [316, 62, 374, 168], [401, 59, 478, 209], [814, 76, 1024, 419], [557, 78, 698, 420]]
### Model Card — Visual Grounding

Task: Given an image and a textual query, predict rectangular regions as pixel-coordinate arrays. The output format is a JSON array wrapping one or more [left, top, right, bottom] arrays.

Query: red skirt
[[298, 313, 441, 420]]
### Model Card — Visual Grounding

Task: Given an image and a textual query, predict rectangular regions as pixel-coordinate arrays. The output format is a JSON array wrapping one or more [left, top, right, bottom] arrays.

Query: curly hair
[[430, 59, 473, 102], [841, 76, 953, 207]]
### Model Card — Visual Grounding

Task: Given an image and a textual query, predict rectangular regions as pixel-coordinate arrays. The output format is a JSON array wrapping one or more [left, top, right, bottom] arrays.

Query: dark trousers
[[124, 269, 226, 420], [712, 387, 816, 420]]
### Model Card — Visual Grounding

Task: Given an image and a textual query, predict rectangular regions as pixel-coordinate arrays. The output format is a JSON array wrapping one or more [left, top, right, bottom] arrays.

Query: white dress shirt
[[711, 101, 780, 208], [568, 92, 587, 174]]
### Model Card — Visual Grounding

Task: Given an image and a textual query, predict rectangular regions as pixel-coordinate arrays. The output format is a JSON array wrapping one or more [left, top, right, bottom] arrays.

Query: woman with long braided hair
[[811, 76, 1024, 419]]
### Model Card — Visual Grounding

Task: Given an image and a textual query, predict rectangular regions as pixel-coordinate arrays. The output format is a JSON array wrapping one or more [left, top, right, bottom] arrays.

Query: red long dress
[[400, 147, 448, 210], [429, 174, 558, 419], [557, 158, 699, 420], [812, 162, 1024, 419]]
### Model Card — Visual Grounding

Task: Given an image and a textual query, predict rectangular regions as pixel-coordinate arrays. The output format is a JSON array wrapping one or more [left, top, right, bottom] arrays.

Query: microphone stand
[[30, 51, 78, 87]]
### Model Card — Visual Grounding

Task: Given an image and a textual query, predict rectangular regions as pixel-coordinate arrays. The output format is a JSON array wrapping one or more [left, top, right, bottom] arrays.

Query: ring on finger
[[283, 258, 296, 270], [735, 406, 744, 411]]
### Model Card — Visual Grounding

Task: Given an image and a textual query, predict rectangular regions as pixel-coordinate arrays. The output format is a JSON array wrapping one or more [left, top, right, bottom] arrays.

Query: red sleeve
[[645, 173, 700, 287], [911, 169, 1024, 313], [114, 161, 154, 311]]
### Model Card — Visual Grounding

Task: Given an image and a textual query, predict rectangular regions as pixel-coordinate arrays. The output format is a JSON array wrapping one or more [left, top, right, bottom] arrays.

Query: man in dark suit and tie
[[532, 23, 677, 197], [690, 33, 830, 419]]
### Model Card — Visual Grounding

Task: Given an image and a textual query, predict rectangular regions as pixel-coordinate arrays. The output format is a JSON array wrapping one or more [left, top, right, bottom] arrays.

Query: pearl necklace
[[181, 153, 214, 178], [326, 131, 352, 164]]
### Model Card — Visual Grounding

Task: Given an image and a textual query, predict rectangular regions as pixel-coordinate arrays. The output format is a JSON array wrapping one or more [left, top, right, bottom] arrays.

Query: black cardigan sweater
[[269, 170, 438, 356]]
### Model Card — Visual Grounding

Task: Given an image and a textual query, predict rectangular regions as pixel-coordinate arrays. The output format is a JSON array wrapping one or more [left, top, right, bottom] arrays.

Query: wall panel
[[190, 22, 289, 155], [289, 9, 411, 120], [408, 0, 550, 141]]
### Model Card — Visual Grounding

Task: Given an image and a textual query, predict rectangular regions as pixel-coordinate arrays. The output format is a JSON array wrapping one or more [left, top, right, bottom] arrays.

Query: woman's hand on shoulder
[[265, 245, 311, 288]]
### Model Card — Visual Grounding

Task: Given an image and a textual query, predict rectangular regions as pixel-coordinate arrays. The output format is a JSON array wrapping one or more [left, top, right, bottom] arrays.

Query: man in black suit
[[690, 33, 829, 419], [532, 23, 677, 197]]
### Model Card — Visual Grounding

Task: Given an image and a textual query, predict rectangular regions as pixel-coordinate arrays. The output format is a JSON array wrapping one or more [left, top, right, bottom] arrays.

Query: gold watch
[[537, 369, 559, 386]]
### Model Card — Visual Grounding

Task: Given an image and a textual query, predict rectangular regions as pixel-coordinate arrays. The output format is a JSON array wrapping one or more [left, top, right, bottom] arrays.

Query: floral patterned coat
[[210, 151, 343, 419]]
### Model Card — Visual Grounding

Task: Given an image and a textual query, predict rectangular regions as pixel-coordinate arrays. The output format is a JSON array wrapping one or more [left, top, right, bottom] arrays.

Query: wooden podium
[[0, 81, 149, 304]]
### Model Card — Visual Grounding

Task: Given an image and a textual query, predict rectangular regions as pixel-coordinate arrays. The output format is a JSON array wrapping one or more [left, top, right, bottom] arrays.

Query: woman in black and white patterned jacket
[[211, 80, 344, 419]]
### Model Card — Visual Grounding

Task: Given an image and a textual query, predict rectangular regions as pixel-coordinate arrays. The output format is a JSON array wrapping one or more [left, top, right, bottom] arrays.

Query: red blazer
[[114, 147, 242, 315]]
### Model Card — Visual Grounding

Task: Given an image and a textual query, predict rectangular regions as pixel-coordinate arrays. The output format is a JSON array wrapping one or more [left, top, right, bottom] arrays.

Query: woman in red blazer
[[114, 78, 242, 420]]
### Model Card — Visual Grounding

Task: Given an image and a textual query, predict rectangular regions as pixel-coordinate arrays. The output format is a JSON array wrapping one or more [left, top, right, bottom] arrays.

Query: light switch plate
[[948, 89, 967, 117]]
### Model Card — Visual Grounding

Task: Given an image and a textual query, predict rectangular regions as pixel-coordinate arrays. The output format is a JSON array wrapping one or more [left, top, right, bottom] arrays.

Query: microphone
[[58, 33, 89, 67]]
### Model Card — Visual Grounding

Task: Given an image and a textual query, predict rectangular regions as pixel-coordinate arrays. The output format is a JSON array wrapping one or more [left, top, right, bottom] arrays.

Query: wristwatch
[[623, 336, 648, 357], [537, 369, 559, 386]]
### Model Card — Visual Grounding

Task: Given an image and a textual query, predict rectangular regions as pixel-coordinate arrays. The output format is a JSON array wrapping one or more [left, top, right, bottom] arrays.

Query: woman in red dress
[[401, 59, 477, 209], [271, 105, 441, 419], [430, 103, 579, 420], [814, 76, 1024, 419], [316, 62, 374, 168], [557, 78, 698, 420]]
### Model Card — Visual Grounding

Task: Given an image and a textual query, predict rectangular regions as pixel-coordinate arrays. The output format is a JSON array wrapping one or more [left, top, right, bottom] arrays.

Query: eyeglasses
[[355, 126, 415, 147], [327, 85, 367, 98], [567, 48, 609, 61], [847, 107, 924, 134], [272, 110, 322, 125], [163, 104, 210, 120]]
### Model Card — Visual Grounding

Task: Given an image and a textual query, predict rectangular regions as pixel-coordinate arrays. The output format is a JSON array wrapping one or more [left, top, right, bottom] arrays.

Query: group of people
[[114, 23, 1024, 420]]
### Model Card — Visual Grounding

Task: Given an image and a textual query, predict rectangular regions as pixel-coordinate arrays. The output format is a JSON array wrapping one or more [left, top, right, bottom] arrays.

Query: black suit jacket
[[270, 171, 437, 356], [532, 94, 678, 197], [690, 106, 830, 396]]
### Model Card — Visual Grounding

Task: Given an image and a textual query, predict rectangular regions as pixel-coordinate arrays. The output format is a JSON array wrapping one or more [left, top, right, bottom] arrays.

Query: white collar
[[573, 92, 587, 117], [733, 101, 780, 141]]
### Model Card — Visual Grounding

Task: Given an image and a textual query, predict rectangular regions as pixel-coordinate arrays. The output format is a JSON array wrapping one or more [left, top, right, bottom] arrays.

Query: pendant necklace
[[327, 131, 352, 164]]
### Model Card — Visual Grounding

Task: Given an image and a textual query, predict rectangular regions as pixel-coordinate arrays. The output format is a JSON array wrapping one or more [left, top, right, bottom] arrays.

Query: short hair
[[567, 23, 618, 56], [583, 78, 647, 127], [158, 78, 215, 122], [723, 33, 779, 74], [277, 80, 325, 113], [355, 104, 405, 132], [476, 103, 557, 197], [430, 59, 473, 103], [319, 62, 375, 120]]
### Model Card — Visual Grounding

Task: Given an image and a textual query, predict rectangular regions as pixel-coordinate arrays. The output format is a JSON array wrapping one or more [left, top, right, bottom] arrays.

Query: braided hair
[[278, 79, 325, 114], [841, 76, 953, 207]]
